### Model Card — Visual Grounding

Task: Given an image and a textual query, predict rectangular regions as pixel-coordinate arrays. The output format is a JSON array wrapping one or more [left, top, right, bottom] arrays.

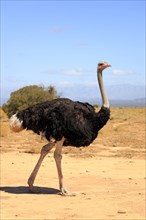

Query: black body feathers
[[16, 98, 110, 147]]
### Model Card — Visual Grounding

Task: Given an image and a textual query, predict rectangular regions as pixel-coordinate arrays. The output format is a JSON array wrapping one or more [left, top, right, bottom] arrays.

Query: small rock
[[117, 210, 126, 214], [112, 144, 117, 147], [86, 197, 91, 200], [81, 192, 86, 195]]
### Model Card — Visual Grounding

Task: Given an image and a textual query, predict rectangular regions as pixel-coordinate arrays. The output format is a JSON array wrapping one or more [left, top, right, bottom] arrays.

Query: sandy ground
[[0, 108, 145, 220], [1, 151, 145, 220]]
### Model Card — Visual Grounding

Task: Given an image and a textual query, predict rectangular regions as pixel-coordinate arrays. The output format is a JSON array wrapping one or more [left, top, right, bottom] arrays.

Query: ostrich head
[[98, 62, 111, 71]]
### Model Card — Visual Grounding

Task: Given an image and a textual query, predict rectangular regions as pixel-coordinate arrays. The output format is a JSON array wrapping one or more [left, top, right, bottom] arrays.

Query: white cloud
[[62, 68, 95, 76], [57, 81, 73, 88], [63, 68, 83, 76], [41, 67, 95, 78], [112, 69, 134, 75]]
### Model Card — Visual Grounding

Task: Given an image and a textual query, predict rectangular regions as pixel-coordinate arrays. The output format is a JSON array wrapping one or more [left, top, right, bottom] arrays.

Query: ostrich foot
[[28, 178, 35, 193], [28, 185, 42, 193], [58, 187, 76, 196], [28, 179, 41, 193]]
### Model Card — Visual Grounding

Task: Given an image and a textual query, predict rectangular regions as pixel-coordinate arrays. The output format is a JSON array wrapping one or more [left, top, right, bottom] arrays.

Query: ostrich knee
[[41, 143, 54, 156]]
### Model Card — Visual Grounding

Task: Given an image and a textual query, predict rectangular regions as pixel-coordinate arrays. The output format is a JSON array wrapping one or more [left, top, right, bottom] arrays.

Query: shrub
[[2, 85, 60, 117]]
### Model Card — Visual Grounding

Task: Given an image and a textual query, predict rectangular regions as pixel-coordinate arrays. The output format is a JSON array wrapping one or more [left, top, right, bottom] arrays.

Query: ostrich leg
[[54, 138, 76, 196], [28, 142, 55, 192]]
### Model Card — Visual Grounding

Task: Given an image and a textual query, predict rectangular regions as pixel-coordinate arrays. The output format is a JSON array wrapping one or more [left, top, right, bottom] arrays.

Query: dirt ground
[[0, 107, 146, 220]]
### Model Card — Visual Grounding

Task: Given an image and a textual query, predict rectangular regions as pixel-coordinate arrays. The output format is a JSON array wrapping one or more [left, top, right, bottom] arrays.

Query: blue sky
[[1, 0, 145, 104]]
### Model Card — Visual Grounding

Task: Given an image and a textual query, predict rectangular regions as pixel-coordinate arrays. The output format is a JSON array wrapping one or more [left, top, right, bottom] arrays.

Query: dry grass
[[0, 123, 10, 137], [0, 108, 8, 121], [97, 107, 146, 158], [0, 107, 145, 159], [0, 108, 10, 137]]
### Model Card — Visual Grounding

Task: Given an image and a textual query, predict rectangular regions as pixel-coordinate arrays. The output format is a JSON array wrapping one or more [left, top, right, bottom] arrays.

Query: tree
[[2, 85, 60, 117]]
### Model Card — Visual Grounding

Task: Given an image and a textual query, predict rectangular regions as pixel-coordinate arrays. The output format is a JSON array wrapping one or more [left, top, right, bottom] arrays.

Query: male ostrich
[[10, 61, 111, 196]]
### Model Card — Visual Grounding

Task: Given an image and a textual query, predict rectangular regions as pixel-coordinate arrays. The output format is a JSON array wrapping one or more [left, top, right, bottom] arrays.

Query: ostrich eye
[[99, 63, 103, 66]]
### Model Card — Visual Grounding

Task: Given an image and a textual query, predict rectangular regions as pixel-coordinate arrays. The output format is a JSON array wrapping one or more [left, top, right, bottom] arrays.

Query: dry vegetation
[[0, 108, 9, 137], [0, 107, 145, 159], [1, 107, 145, 220]]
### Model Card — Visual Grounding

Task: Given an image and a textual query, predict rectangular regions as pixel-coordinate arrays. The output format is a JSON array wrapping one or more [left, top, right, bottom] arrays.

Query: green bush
[[2, 85, 60, 117]]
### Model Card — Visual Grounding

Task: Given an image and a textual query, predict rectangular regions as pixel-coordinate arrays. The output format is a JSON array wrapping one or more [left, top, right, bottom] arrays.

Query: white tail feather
[[9, 114, 23, 132]]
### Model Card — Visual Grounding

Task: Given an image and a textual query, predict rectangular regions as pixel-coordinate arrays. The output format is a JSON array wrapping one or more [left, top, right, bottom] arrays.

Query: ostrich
[[10, 61, 111, 196]]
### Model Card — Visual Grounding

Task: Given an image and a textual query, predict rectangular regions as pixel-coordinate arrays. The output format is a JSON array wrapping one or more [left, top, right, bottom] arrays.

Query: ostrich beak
[[107, 64, 111, 67]]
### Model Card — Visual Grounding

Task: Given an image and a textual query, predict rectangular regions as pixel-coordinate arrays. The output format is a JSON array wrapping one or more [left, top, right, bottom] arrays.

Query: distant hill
[[109, 98, 145, 107], [80, 98, 146, 107], [1, 83, 145, 108]]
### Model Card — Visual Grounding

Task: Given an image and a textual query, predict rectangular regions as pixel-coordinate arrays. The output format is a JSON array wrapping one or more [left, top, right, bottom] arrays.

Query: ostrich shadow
[[0, 186, 60, 195]]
